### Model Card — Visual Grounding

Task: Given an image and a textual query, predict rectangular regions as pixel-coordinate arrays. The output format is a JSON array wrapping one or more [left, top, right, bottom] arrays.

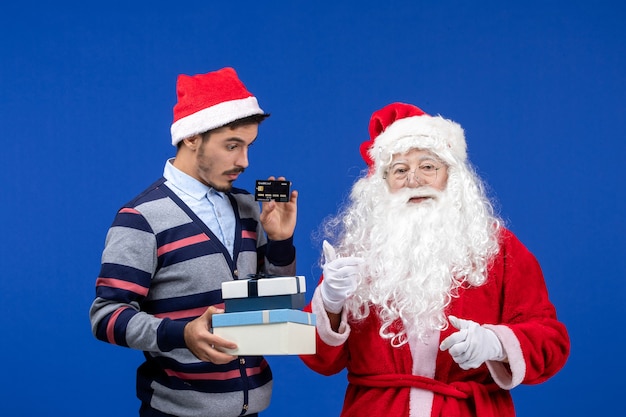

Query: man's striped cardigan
[[90, 178, 296, 417]]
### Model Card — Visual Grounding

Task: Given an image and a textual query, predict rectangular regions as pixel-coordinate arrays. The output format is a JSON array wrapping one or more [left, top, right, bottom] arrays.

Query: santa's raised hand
[[320, 240, 364, 314], [439, 315, 507, 370]]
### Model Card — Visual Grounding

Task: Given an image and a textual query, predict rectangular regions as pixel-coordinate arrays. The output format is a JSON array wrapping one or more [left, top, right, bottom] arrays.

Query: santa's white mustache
[[390, 186, 443, 203]]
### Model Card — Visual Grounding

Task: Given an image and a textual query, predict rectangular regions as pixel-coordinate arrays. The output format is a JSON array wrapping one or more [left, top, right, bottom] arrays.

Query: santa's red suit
[[301, 228, 570, 417]]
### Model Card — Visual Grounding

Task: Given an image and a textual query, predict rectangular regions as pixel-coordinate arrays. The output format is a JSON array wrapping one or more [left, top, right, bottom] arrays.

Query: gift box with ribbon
[[221, 275, 306, 312]]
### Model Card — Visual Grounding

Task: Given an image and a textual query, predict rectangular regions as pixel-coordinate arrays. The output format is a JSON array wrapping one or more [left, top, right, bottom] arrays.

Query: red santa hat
[[170, 67, 266, 146], [359, 102, 467, 175]]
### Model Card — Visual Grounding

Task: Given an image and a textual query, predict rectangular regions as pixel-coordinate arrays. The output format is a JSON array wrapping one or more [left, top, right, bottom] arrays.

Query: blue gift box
[[212, 309, 316, 355], [212, 309, 315, 327]]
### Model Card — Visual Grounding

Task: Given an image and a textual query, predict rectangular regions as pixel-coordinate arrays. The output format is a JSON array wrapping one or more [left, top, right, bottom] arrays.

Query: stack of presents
[[212, 274, 316, 355]]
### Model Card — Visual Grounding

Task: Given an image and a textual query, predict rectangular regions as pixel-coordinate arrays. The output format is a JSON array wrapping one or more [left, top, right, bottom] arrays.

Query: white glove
[[439, 316, 506, 370], [320, 240, 364, 314]]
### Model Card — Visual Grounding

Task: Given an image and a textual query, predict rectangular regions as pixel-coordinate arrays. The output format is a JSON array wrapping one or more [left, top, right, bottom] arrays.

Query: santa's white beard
[[337, 174, 500, 346]]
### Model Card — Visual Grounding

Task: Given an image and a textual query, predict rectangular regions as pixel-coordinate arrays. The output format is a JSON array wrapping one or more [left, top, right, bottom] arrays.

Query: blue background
[[1, 1, 624, 415]]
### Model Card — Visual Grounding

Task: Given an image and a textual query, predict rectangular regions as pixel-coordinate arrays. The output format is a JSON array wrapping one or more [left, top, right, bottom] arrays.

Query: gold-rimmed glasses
[[385, 161, 442, 186]]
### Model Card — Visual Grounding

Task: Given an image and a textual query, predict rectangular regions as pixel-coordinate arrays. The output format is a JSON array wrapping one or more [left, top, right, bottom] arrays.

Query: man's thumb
[[203, 306, 224, 319]]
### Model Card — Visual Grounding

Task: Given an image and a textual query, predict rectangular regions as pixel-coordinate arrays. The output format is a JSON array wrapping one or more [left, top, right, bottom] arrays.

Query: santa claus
[[300, 102, 570, 417]]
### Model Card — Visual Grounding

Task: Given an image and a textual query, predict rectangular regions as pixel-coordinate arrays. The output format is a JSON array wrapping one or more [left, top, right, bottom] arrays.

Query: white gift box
[[222, 275, 307, 312], [221, 275, 306, 299], [212, 309, 316, 355]]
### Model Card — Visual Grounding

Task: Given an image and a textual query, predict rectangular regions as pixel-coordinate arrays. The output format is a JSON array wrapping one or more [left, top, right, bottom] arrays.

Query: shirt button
[[233, 270, 238, 277]]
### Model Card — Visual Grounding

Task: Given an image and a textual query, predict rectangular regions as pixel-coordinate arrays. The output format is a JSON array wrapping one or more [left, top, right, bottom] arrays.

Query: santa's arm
[[483, 323, 526, 389], [300, 287, 351, 375], [492, 230, 570, 387]]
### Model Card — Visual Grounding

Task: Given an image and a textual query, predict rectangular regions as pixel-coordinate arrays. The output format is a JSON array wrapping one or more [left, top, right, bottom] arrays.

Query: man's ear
[[181, 134, 202, 151]]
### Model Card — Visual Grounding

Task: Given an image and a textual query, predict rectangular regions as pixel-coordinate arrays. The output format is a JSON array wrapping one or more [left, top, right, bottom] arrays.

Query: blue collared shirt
[[162, 159, 236, 258]]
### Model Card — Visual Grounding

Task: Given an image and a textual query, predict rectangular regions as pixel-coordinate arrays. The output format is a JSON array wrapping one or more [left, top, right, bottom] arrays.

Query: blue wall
[[1, 1, 623, 415]]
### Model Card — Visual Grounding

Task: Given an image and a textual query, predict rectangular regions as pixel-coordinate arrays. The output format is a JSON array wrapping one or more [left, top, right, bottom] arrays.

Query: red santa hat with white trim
[[170, 67, 267, 146], [359, 102, 467, 175]]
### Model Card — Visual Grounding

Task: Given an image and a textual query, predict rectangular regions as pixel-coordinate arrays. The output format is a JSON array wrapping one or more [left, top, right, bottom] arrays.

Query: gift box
[[222, 275, 306, 312], [225, 293, 305, 312], [212, 309, 316, 355]]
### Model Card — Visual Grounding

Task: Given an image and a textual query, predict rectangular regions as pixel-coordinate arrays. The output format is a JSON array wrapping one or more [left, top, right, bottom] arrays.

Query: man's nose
[[236, 149, 249, 168]]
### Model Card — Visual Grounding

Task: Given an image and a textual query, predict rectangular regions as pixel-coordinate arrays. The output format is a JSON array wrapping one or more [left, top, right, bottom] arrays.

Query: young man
[[300, 102, 569, 416], [90, 67, 298, 417]]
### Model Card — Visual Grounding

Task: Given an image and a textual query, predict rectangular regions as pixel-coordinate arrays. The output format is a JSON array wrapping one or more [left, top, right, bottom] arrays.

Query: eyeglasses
[[384, 162, 442, 186]]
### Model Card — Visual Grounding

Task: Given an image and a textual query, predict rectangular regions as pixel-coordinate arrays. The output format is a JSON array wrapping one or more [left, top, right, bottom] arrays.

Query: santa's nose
[[406, 174, 425, 188]]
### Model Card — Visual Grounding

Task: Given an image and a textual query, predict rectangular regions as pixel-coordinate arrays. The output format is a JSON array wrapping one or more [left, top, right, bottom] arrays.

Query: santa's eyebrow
[[390, 155, 439, 166], [390, 160, 409, 166]]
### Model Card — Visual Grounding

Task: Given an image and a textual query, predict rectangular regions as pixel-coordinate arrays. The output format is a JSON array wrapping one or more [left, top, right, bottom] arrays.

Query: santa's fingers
[[323, 240, 337, 263], [448, 315, 473, 330], [439, 329, 468, 352]]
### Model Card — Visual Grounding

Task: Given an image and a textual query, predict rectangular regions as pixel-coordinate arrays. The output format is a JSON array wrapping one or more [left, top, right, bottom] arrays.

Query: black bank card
[[255, 180, 291, 202]]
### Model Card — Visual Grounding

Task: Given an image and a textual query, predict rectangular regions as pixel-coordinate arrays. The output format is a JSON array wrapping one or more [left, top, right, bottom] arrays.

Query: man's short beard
[[197, 139, 242, 193], [325, 167, 501, 346], [212, 169, 244, 193], [211, 182, 234, 193]]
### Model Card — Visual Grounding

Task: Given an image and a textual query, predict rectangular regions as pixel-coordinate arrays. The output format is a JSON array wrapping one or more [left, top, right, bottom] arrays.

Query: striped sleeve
[[90, 206, 177, 351]]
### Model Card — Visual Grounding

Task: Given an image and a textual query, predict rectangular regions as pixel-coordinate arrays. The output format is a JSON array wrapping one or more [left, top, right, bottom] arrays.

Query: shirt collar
[[163, 158, 225, 201]]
